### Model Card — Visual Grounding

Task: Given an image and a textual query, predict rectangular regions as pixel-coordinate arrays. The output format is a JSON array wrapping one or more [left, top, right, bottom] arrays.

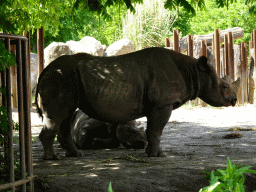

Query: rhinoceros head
[[197, 56, 241, 107]]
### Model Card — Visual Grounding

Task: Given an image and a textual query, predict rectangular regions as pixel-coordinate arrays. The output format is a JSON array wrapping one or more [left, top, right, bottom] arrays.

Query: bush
[[122, 0, 176, 50]]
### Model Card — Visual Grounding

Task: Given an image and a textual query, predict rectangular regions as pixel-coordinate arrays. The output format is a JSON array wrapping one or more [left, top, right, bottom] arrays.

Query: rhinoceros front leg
[[39, 119, 60, 160], [145, 105, 172, 157], [58, 113, 82, 157]]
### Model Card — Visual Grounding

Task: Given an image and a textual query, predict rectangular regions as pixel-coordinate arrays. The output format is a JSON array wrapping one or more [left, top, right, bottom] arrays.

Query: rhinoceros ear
[[232, 77, 241, 93], [222, 75, 232, 83], [197, 56, 210, 72]]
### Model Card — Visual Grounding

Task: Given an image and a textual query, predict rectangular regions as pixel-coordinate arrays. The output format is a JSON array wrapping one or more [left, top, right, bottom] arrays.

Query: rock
[[79, 36, 104, 56], [30, 52, 38, 94], [104, 39, 134, 56], [44, 42, 72, 67], [66, 40, 86, 54], [102, 45, 107, 51]]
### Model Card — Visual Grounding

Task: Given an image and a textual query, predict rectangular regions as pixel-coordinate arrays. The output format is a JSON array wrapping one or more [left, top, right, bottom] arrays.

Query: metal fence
[[0, 34, 33, 191]]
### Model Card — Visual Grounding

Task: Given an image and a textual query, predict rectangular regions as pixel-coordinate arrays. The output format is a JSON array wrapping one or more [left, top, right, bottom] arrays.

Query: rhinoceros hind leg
[[39, 127, 59, 160], [58, 113, 82, 157], [145, 105, 172, 157]]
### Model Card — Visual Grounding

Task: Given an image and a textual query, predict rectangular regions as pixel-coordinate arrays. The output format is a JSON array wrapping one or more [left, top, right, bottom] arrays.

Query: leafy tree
[[188, 0, 256, 42]]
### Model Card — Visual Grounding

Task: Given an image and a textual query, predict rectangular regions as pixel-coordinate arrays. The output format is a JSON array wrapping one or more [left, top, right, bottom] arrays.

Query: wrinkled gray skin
[[36, 47, 240, 160], [70, 109, 146, 150]]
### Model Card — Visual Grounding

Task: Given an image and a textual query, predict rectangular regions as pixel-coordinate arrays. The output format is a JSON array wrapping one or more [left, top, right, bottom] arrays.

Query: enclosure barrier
[[166, 28, 256, 105], [0, 34, 33, 191]]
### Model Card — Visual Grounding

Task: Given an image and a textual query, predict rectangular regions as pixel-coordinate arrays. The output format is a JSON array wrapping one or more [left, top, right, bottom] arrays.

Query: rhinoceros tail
[[35, 74, 43, 120]]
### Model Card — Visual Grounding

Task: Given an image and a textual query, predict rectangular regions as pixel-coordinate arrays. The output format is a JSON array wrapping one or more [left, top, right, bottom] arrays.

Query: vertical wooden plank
[[248, 40, 253, 104], [37, 27, 44, 108], [253, 29, 256, 104], [228, 32, 234, 81], [214, 29, 221, 77], [200, 40, 207, 107], [224, 34, 229, 76], [187, 35, 193, 57], [200, 40, 207, 57], [241, 43, 247, 104], [243, 42, 248, 103], [23, 30, 31, 108], [173, 29, 179, 53], [165, 38, 170, 47]]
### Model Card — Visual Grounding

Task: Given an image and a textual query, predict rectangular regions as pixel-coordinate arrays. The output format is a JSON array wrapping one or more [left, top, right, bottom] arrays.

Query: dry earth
[[10, 105, 256, 192]]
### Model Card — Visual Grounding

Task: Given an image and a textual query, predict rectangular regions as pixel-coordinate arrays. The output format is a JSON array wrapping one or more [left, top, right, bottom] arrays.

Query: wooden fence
[[166, 29, 256, 106], [5, 28, 256, 107]]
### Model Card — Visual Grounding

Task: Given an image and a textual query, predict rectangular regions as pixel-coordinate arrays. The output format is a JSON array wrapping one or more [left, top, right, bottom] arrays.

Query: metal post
[[5, 37, 15, 192], [16, 39, 26, 191]]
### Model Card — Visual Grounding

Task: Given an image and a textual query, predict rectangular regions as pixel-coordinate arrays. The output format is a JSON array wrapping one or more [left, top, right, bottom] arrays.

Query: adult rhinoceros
[[35, 47, 240, 160]]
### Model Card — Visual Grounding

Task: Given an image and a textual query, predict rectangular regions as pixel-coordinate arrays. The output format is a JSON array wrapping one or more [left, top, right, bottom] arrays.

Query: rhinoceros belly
[[79, 75, 145, 123]]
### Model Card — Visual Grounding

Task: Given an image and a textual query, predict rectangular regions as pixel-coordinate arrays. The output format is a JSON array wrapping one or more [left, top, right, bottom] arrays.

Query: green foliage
[[0, 37, 20, 188], [173, 0, 256, 45], [108, 181, 114, 192], [199, 157, 256, 192], [0, 39, 19, 147], [0, 0, 75, 35], [0, 39, 16, 71], [122, 0, 175, 50], [43, 2, 127, 47]]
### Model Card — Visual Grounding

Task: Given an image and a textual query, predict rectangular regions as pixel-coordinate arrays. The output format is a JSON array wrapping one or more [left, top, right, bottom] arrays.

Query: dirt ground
[[12, 105, 256, 192]]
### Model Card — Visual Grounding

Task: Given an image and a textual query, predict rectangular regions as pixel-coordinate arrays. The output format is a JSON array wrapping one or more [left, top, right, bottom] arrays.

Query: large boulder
[[79, 36, 104, 56], [66, 40, 86, 55], [104, 38, 134, 56], [44, 42, 72, 67]]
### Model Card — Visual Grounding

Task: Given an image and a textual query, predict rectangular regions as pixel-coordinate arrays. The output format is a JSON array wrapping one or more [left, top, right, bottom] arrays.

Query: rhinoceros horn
[[222, 75, 232, 83], [222, 75, 241, 93]]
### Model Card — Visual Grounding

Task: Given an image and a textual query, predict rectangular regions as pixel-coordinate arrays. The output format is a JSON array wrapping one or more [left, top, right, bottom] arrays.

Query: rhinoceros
[[69, 109, 146, 150], [35, 47, 240, 159]]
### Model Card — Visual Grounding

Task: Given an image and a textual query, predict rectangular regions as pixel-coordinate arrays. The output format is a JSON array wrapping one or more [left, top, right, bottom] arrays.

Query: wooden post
[[173, 29, 179, 53], [200, 40, 207, 57], [249, 29, 256, 104], [23, 30, 31, 107], [200, 40, 207, 107], [214, 29, 221, 77], [239, 42, 248, 104], [254, 30, 256, 104], [37, 27, 44, 108], [165, 38, 170, 47], [228, 32, 234, 81], [249, 40, 253, 104], [187, 35, 193, 57], [224, 34, 229, 76]]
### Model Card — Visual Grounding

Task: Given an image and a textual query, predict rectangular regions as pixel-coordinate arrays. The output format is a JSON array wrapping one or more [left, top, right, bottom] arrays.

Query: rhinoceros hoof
[[65, 151, 82, 157], [145, 146, 166, 157], [43, 153, 61, 160]]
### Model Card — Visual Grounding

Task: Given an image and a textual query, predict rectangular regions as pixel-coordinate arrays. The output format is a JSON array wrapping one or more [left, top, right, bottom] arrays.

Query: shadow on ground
[[30, 120, 256, 192]]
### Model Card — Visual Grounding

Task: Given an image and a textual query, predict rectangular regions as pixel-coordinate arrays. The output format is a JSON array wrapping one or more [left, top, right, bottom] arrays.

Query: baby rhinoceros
[[36, 47, 240, 160], [65, 109, 146, 151]]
